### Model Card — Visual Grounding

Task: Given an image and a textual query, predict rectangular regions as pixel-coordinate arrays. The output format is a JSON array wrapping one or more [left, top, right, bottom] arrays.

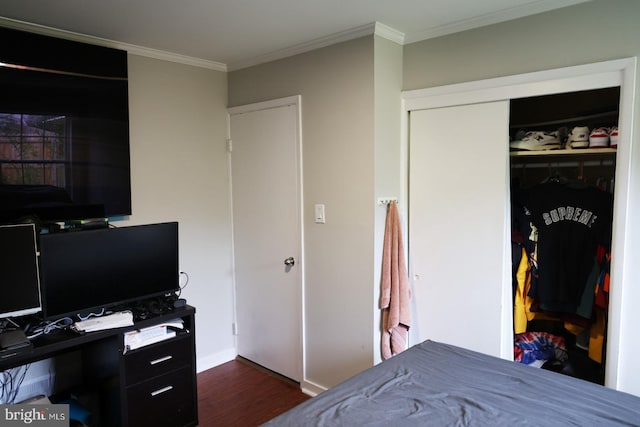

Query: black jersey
[[525, 181, 613, 312]]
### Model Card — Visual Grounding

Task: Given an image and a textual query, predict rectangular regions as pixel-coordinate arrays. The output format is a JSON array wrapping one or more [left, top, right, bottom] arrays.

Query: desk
[[1, 305, 198, 427]]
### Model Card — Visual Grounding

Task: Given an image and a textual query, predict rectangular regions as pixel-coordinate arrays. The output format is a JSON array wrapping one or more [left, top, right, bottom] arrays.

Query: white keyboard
[[72, 311, 134, 333]]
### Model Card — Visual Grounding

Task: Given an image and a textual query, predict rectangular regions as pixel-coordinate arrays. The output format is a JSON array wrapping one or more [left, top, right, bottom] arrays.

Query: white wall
[[373, 36, 403, 365], [125, 55, 235, 370], [228, 34, 404, 389], [402, 0, 640, 396], [404, 0, 640, 91], [12, 53, 233, 403], [229, 37, 378, 389]]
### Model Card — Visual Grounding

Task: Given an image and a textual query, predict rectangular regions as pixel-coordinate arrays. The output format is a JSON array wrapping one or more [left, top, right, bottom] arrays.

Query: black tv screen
[[0, 223, 42, 318], [39, 222, 179, 320], [0, 27, 131, 222]]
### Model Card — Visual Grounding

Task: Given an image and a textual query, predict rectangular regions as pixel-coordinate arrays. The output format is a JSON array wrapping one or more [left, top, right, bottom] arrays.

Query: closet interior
[[509, 87, 620, 385]]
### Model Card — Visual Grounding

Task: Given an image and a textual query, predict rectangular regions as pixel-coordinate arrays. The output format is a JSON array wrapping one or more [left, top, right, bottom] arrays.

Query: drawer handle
[[150, 355, 173, 365], [151, 385, 174, 397]]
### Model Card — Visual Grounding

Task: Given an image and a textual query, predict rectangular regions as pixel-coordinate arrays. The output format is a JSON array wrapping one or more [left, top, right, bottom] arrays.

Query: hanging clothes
[[513, 246, 558, 333], [512, 181, 613, 371], [380, 201, 411, 360], [524, 181, 613, 313], [589, 252, 610, 363], [514, 247, 534, 334], [563, 251, 610, 363]]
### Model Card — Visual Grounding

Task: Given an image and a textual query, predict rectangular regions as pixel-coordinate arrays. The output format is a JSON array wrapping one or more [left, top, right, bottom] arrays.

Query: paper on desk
[[72, 311, 134, 333]]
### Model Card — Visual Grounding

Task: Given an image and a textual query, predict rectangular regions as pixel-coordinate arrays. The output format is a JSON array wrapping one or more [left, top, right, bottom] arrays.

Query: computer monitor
[[39, 222, 179, 320], [0, 223, 42, 318]]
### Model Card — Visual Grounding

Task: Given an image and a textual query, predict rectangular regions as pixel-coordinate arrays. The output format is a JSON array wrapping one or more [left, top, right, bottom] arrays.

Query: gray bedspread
[[263, 340, 640, 426]]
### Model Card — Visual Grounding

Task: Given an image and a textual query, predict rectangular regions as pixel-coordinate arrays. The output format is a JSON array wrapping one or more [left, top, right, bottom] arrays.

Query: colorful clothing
[[514, 332, 568, 365], [514, 247, 534, 334]]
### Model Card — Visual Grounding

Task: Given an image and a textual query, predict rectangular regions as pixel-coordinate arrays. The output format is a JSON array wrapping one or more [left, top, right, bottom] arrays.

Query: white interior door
[[229, 96, 302, 381], [409, 101, 512, 358]]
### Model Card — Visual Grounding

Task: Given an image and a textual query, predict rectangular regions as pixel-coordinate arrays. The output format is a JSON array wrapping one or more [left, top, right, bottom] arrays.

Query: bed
[[264, 340, 640, 426]]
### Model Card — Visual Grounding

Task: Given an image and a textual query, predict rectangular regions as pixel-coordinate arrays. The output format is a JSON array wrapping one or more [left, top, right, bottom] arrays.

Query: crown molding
[[227, 22, 375, 71], [404, 0, 589, 44], [374, 22, 405, 45], [0, 16, 227, 72], [228, 21, 404, 71], [0, 15, 406, 73], [0, 1, 587, 72], [121, 44, 227, 72]]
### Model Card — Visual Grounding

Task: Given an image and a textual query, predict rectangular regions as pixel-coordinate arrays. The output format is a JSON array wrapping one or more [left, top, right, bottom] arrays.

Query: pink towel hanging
[[380, 200, 411, 359]]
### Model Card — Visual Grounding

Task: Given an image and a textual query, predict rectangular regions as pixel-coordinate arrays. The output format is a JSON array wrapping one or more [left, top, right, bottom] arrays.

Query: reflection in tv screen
[[0, 27, 131, 222]]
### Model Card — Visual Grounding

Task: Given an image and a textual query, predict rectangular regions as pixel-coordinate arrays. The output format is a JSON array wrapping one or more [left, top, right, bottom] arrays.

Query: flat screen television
[[0, 223, 42, 318], [0, 26, 131, 223], [39, 222, 179, 320]]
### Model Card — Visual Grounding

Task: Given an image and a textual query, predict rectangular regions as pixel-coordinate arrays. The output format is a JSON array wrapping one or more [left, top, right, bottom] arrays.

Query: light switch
[[314, 204, 325, 224]]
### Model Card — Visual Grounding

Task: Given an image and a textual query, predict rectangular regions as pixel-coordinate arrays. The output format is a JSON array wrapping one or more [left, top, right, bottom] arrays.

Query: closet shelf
[[510, 148, 616, 157]]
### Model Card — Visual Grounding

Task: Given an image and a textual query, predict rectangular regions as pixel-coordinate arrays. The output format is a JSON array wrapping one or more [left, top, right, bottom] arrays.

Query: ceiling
[[0, 0, 588, 71]]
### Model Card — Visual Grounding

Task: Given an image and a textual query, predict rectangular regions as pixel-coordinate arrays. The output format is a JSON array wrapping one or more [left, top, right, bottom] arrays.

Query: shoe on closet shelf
[[513, 129, 527, 142], [565, 126, 590, 149], [589, 127, 610, 148], [509, 131, 562, 151], [609, 126, 619, 148]]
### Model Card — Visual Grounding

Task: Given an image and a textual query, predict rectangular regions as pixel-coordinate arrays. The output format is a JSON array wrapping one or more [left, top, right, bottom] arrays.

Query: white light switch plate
[[314, 204, 325, 224]]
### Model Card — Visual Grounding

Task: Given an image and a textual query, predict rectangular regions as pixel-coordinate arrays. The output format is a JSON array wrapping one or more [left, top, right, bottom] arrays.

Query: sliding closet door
[[409, 101, 511, 358]]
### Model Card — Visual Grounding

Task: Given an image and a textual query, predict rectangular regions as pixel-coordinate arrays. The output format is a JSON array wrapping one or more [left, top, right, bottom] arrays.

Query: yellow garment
[[564, 278, 606, 363], [563, 322, 585, 336], [564, 309, 605, 363], [589, 308, 606, 363], [514, 247, 534, 334]]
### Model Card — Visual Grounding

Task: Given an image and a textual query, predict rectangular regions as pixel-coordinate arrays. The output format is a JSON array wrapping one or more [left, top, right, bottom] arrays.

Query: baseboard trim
[[196, 347, 237, 373], [300, 379, 327, 397]]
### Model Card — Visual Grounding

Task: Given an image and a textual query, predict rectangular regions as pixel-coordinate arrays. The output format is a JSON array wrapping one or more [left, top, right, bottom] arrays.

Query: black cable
[[76, 309, 105, 322], [0, 364, 30, 404], [177, 271, 189, 297], [26, 317, 73, 339]]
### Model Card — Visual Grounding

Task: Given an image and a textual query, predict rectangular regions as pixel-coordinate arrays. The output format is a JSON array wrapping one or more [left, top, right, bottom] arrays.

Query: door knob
[[284, 257, 295, 266]]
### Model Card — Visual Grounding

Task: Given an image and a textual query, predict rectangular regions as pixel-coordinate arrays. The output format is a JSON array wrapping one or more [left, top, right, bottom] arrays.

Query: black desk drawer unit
[[1, 305, 198, 427], [120, 311, 198, 427], [125, 335, 192, 385], [126, 366, 196, 427]]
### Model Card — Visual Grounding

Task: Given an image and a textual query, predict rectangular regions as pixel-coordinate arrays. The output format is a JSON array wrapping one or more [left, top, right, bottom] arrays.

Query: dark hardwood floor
[[197, 358, 310, 426]]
